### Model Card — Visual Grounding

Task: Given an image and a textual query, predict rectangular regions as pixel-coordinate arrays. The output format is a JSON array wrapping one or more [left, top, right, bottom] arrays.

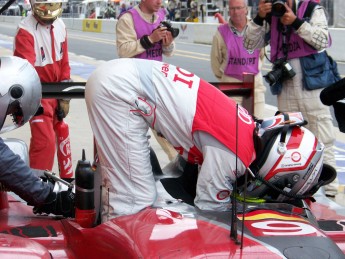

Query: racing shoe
[[33, 182, 75, 218]]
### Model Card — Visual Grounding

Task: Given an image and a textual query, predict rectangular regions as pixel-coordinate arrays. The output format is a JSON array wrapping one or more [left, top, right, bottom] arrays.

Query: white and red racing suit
[[85, 58, 256, 221], [13, 14, 71, 171]]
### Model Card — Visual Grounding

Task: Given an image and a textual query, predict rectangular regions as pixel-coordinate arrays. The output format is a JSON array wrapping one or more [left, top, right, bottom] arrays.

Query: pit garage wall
[[1, 16, 344, 62]]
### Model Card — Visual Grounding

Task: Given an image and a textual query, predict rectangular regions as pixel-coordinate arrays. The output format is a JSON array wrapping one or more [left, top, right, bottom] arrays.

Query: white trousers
[[193, 131, 246, 211]]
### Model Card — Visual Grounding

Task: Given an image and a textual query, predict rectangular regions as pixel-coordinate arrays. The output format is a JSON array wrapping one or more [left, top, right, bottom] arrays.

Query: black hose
[[255, 173, 313, 200]]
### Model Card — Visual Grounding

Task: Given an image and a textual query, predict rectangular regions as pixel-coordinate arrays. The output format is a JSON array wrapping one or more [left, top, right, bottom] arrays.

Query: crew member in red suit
[[14, 0, 71, 172]]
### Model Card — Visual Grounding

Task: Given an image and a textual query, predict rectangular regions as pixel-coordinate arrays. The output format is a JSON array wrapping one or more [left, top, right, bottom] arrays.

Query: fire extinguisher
[[75, 149, 96, 228], [55, 103, 73, 179]]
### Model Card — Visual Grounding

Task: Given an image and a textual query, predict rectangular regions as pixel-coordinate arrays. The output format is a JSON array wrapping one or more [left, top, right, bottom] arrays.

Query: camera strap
[[280, 22, 290, 61], [269, 20, 290, 64]]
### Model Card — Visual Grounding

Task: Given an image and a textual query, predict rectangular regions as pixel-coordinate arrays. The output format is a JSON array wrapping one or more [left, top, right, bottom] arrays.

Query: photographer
[[116, 0, 176, 60], [211, 0, 266, 119], [116, 0, 178, 163], [243, 0, 339, 198]]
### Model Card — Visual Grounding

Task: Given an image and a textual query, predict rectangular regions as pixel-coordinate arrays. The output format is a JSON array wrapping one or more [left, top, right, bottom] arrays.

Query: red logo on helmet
[[291, 152, 301, 162], [216, 190, 231, 200]]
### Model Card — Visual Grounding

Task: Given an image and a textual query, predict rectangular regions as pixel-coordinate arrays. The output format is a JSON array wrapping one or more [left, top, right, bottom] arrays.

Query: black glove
[[56, 79, 73, 121], [56, 99, 71, 121], [34, 188, 75, 218], [33, 177, 75, 218]]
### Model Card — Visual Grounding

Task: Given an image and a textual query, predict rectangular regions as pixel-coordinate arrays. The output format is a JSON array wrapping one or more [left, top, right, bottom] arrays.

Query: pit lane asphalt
[[1, 44, 345, 206]]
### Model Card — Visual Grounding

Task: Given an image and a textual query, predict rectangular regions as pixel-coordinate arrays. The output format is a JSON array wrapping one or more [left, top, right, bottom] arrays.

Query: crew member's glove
[[56, 78, 73, 120], [57, 99, 71, 120], [33, 178, 75, 218]]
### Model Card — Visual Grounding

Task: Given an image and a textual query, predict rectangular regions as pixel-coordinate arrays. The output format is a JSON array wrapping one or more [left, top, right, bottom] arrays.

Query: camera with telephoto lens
[[265, 0, 287, 17], [159, 21, 180, 38], [264, 58, 296, 86]]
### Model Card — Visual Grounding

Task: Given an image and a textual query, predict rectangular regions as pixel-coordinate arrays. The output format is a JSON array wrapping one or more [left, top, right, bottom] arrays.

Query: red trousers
[[29, 99, 58, 170]]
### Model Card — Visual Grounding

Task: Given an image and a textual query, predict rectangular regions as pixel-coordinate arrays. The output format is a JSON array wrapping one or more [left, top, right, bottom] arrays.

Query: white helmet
[[0, 56, 42, 134], [247, 112, 326, 201], [30, 0, 67, 25]]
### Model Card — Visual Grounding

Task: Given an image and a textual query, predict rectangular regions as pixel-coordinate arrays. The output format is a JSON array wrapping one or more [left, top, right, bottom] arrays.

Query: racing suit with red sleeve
[[243, 0, 339, 196], [13, 14, 71, 171], [85, 58, 256, 221]]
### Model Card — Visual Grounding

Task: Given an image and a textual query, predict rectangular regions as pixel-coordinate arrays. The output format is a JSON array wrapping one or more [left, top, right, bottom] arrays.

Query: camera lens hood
[[272, 0, 286, 17]]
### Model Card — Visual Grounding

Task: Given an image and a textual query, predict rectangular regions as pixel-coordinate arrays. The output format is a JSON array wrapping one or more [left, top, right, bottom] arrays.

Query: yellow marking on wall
[[82, 19, 102, 33]]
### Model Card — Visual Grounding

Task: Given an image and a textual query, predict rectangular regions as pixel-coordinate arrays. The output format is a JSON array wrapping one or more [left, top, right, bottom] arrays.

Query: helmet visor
[[33, 2, 62, 21], [0, 100, 25, 134]]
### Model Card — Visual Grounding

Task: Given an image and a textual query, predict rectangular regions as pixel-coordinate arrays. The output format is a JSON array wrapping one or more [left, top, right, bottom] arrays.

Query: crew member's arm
[[0, 138, 51, 206], [57, 24, 72, 118], [243, 19, 269, 51], [243, 0, 271, 51], [0, 139, 75, 217], [59, 24, 71, 81], [210, 30, 227, 81], [290, 5, 329, 51], [13, 28, 36, 66], [116, 12, 145, 58]]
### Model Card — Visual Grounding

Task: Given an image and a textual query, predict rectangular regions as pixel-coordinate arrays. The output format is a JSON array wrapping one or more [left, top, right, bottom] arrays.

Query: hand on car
[[33, 174, 75, 218]]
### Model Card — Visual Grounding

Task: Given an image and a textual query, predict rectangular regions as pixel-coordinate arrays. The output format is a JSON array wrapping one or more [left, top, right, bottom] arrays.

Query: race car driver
[[0, 56, 74, 217], [13, 0, 72, 173], [85, 58, 257, 221]]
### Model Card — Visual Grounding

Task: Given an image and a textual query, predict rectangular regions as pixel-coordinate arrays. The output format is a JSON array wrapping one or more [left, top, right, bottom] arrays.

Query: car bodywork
[[1, 79, 345, 258]]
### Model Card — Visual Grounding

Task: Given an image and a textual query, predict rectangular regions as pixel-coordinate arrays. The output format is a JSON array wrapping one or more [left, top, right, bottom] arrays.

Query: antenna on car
[[230, 104, 240, 245], [240, 165, 249, 249]]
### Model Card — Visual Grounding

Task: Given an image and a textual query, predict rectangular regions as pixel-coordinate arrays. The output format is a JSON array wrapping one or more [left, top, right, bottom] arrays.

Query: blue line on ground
[[70, 61, 96, 80]]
